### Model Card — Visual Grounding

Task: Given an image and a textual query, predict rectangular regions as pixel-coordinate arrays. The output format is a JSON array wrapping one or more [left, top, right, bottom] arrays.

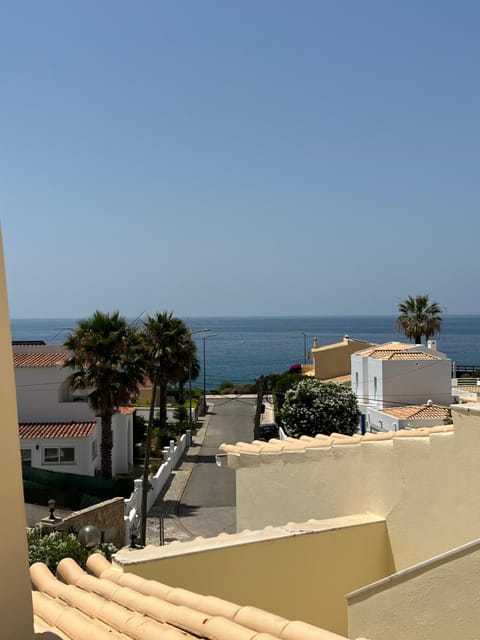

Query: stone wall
[[57, 497, 125, 548]]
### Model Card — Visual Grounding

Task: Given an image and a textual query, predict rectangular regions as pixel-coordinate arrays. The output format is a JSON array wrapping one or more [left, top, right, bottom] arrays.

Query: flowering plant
[[279, 378, 360, 438]]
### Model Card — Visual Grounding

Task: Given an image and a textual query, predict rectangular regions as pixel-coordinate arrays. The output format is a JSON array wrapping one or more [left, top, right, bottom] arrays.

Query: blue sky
[[1, 1, 479, 318]]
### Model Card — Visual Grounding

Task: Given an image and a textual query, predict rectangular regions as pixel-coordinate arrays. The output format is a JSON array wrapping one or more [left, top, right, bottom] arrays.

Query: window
[[374, 376, 378, 400], [355, 371, 359, 393], [21, 449, 32, 467], [92, 439, 97, 461], [43, 447, 75, 464]]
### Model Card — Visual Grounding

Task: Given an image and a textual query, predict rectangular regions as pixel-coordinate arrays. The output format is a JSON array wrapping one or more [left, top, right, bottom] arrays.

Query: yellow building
[[304, 335, 376, 383]]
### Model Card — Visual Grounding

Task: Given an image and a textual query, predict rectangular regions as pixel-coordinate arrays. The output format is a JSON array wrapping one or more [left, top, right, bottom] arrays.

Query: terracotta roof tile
[[30, 554, 349, 640], [13, 352, 68, 367], [19, 421, 96, 439], [118, 406, 135, 415], [220, 424, 454, 459], [368, 350, 440, 361], [381, 405, 450, 420], [355, 342, 415, 356]]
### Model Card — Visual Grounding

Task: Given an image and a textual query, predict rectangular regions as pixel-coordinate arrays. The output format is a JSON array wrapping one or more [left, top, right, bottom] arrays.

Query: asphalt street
[[177, 395, 256, 538]]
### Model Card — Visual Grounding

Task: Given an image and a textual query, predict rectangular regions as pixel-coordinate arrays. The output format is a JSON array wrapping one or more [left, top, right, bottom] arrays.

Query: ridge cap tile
[[31, 557, 352, 640]]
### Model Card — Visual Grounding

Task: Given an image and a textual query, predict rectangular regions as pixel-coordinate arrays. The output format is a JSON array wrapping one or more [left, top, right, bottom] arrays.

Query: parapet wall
[[113, 514, 394, 636], [231, 405, 480, 570]]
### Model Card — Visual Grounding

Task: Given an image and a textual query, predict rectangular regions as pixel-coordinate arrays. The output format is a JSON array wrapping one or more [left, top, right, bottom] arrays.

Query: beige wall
[[348, 538, 480, 640], [114, 516, 395, 636], [234, 408, 480, 570], [0, 228, 35, 639], [312, 338, 374, 379]]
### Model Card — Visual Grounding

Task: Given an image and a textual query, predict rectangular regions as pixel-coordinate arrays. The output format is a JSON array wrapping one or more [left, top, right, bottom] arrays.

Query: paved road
[[177, 396, 256, 538]]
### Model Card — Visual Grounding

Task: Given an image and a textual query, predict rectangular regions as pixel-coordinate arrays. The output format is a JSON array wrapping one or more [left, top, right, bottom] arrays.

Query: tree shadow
[[181, 453, 217, 464], [149, 499, 200, 518]]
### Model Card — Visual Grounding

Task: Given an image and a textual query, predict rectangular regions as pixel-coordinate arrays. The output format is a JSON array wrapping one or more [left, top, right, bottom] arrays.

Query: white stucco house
[[351, 340, 452, 432], [19, 420, 99, 476], [13, 343, 134, 476]]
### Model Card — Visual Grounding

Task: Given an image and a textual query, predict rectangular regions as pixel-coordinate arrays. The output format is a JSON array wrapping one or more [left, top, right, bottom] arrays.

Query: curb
[[145, 408, 212, 545]]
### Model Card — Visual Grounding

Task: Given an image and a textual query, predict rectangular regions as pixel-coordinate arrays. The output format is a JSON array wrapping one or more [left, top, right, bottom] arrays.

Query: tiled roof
[[220, 424, 454, 461], [323, 374, 352, 385], [31, 553, 349, 640], [380, 405, 450, 420], [118, 406, 135, 415], [13, 352, 68, 367], [312, 337, 374, 353], [355, 342, 418, 356], [19, 421, 96, 439], [368, 350, 440, 361]]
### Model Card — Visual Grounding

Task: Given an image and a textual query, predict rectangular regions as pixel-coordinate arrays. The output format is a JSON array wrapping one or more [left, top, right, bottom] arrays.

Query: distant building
[[351, 340, 452, 430], [13, 343, 134, 475], [304, 334, 376, 384]]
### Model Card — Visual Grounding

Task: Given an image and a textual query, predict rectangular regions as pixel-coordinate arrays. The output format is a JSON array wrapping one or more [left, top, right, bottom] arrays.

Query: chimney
[[427, 340, 437, 351]]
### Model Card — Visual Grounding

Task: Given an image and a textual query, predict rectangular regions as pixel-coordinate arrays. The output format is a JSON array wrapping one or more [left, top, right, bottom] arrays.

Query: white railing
[[452, 378, 480, 387], [123, 430, 191, 544]]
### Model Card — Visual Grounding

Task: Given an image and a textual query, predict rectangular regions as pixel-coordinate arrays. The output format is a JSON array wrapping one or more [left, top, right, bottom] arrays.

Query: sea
[[10, 316, 480, 390]]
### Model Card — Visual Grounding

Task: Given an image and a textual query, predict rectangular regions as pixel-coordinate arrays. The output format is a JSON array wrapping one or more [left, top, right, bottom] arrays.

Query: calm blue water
[[10, 316, 480, 390]]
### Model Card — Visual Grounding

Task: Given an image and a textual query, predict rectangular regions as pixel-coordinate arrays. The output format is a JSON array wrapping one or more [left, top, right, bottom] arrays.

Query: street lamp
[[202, 333, 217, 414], [301, 332, 307, 365], [188, 328, 209, 426]]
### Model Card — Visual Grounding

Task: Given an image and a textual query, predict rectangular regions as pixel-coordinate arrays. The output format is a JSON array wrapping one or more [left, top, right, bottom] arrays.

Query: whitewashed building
[[13, 343, 134, 475], [19, 420, 99, 476], [351, 341, 452, 432]]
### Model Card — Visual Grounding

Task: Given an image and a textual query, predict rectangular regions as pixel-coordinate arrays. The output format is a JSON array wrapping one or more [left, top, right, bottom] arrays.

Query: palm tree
[[396, 294, 443, 344], [139, 312, 193, 544], [175, 351, 200, 405], [64, 311, 145, 478], [142, 312, 194, 439]]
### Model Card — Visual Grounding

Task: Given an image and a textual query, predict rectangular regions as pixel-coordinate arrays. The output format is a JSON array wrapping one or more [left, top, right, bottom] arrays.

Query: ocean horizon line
[[10, 313, 480, 321]]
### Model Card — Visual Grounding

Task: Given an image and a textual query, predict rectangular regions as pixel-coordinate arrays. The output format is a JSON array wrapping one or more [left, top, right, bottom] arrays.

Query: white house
[[19, 420, 99, 476], [351, 340, 452, 431], [13, 343, 134, 476], [365, 402, 450, 433]]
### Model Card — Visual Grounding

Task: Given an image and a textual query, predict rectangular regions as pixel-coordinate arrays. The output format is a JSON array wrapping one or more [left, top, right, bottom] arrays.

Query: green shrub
[[27, 529, 88, 572], [280, 378, 360, 438], [27, 528, 118, 573]]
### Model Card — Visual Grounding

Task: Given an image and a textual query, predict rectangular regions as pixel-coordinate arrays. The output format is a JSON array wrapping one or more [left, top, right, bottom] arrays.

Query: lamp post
[[202, 333, 217, 414], [188, 328, 209, 426], [301, 332, 307, 365]]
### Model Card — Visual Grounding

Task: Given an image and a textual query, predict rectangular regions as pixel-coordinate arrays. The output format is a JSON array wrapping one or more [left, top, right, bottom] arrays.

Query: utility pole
[[254, 375, 266, 440], [140, 371, 158, 546]]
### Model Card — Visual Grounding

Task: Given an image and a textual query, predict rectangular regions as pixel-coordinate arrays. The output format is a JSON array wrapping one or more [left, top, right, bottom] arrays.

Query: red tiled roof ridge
[[19, 421, 96, 439], [13, 351, 68, 367], [381, 404, 450, 419]]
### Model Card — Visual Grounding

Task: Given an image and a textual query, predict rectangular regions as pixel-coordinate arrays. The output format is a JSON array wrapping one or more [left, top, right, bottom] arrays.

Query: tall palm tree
[[175, 350, 200, 405], [142, 311, 194, 439], [64, 311, 145, 478], [139, 312, 193, 545], [396, 294, 443, 344]]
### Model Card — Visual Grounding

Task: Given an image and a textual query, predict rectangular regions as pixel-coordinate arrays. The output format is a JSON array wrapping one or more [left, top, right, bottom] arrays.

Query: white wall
[[15, 365, 93, 422], [112, 413, 133, 475], [382, 358, 452, 406], [353, 348, 452, 411], [21, 427, 99, 476]]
